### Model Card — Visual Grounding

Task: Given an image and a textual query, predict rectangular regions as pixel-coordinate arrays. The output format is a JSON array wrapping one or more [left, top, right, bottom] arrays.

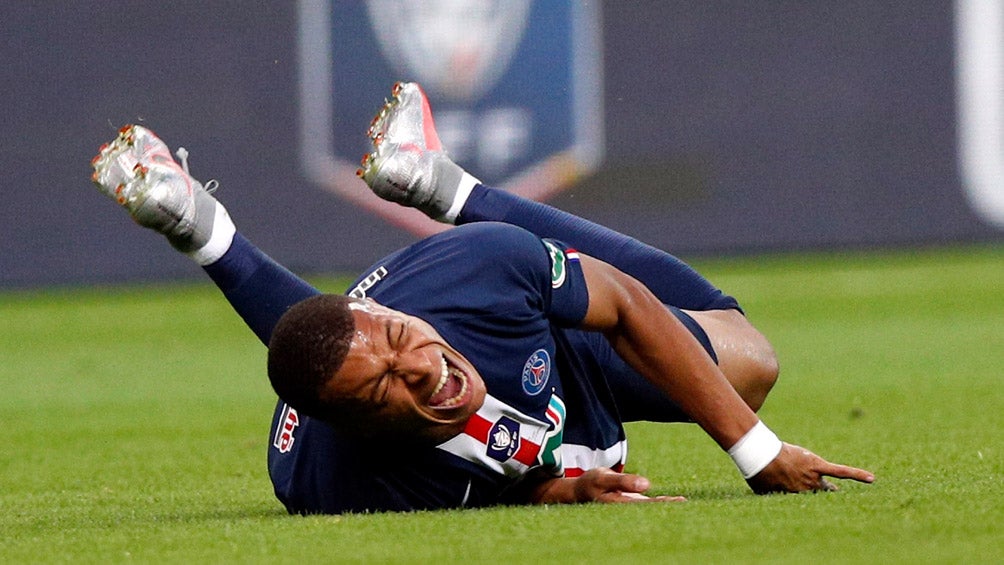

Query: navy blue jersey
[[267, 223, 634, 514]]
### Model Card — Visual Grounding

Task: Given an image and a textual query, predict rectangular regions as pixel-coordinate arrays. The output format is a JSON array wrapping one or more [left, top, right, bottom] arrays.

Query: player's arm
[[576, 253, 875, 493]]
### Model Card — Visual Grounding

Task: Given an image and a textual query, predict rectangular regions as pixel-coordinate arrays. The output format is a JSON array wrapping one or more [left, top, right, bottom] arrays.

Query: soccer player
[[89, 82, 873, 514]]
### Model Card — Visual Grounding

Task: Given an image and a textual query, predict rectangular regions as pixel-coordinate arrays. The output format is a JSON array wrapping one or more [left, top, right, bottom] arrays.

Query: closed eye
[[398, 321, 408, 346], [371, 373, 390, 408], [388, 319, 408, 348]]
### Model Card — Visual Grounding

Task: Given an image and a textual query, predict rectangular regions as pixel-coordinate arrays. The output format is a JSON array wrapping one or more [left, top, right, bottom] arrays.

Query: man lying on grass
[[89, 82, 873, 514]]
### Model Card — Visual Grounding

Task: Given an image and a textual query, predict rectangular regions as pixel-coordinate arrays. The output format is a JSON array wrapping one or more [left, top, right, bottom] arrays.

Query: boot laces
[[175, 147, 219, 194]]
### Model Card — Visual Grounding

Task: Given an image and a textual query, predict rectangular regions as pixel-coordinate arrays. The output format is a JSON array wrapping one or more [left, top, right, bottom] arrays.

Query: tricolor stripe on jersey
[[436, 393, 627, 479], [437, 394, 554, 478]]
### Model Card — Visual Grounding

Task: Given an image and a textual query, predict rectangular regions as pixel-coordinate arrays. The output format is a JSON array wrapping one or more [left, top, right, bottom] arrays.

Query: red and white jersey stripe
[[436, 393, 627, 479]]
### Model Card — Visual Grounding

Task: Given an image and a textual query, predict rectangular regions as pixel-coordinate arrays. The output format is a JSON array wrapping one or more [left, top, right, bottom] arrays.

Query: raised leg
[[90, 125, 319, 345], [356, 82, 780, 410]]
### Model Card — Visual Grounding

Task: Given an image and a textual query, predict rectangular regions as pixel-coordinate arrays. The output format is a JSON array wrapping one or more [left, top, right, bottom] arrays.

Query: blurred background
[[2, 0, 1001, 289]]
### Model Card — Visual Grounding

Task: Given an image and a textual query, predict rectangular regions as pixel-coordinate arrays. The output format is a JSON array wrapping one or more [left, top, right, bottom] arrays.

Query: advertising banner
[[0, 2, 1000, 288], [298, 0, 604, 235]]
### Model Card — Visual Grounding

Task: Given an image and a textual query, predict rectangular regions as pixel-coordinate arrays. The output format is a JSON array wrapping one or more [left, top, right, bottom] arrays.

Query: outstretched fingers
[[749, 443, 875, 494], [817, 460, 876, 485]]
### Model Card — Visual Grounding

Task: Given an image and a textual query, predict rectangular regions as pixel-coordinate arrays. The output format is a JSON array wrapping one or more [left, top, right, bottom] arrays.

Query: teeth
[[430, 357, 468, 408], [431, 358, 449, 396]]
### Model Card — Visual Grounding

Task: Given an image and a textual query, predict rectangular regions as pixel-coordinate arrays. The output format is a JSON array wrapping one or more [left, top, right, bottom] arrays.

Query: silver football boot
[[357, 82, 473, 223], [91, 125, 231, 261]]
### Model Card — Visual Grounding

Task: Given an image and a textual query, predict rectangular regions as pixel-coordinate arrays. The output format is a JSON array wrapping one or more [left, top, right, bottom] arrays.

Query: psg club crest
[[298, 0, 605, 235], [521, 348, 550, 396]]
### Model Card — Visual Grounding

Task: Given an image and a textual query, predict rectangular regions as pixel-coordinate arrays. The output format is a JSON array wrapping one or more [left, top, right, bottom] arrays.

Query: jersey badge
[[272, 403, 300, 454], [543, 240, 567, 288], [521, 348, 551, 395], [486, 415, 521, 462]]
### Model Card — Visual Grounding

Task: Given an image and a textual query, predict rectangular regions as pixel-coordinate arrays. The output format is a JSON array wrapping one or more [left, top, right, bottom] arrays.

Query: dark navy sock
[[457, 185, 739, 311], [202, 233, 320, 345]]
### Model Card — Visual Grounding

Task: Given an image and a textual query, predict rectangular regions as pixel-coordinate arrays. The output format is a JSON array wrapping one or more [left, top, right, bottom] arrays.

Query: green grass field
[[2, 244, 1001, 563]]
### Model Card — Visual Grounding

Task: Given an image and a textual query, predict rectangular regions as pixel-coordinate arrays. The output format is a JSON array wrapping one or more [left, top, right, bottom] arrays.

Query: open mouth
[[428, 356, 470, 409]]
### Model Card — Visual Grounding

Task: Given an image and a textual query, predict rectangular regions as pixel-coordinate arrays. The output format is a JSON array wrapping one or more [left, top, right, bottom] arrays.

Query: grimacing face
[[323, 299, 487, 444]]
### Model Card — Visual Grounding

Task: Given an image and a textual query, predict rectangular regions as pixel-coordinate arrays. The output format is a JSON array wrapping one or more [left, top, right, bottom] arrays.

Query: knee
[[744, 334, 779, 412], [688, 308, 780, 412]]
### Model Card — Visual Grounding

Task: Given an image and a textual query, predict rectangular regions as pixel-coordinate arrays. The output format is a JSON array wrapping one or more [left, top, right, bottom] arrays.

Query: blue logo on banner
[[487, 416, 521, 462], [298, 0, 604, 236]]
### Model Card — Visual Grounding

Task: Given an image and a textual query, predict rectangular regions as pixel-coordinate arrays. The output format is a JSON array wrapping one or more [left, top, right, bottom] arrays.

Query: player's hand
[[578, 468, 687, 503], [526, 467, 686, 504], [746, 442, 875, 494]]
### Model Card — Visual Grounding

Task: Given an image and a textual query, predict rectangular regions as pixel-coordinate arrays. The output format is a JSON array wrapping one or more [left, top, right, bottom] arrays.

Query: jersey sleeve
[[472, 223, 589, 327], [538, 237, 589, 327]]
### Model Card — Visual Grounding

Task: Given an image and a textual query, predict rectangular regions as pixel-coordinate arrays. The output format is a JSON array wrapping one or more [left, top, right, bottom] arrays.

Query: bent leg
[[355, 83, 778, 411], [685, 309, 779, 411], [460, 184, 780, 408], [458, 184, 737, 311]]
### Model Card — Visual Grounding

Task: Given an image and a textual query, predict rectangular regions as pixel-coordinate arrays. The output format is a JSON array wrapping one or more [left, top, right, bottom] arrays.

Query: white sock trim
[[440, 171, 480, 224], [188, 202, 236, 266]]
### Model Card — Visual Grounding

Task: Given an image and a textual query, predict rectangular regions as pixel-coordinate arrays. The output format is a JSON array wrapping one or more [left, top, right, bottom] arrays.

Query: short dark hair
[[267, 294, 357, 424]]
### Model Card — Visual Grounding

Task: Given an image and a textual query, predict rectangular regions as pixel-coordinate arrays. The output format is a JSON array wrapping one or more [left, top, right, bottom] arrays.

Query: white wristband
[[727, 421, 783, 479]]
